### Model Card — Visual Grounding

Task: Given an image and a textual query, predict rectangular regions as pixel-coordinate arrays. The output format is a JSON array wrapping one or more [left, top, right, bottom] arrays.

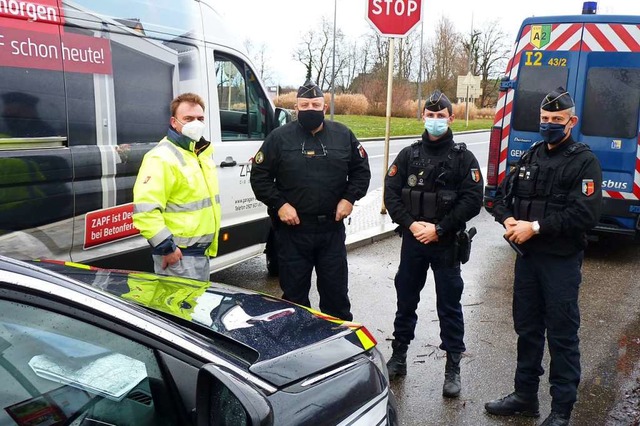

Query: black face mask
[[297, 109, 324, 132]]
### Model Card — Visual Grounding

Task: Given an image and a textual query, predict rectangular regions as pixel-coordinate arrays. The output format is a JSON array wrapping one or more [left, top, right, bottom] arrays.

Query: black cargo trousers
[[392, 228, 465, 353], [276, 217, 352, 321], [513, 250, 583, 414]]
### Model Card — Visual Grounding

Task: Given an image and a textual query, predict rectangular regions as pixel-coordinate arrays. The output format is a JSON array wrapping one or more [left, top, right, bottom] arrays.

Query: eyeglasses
[[301, 139, 327, 158]]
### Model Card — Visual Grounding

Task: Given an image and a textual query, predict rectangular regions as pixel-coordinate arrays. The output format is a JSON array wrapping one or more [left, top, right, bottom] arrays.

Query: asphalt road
[[212, 131, 640, 425], [212, 214, 640, 426]]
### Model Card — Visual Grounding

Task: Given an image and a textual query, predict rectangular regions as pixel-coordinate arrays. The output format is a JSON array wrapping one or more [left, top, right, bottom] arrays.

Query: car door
[[0, 296, 193, 426]]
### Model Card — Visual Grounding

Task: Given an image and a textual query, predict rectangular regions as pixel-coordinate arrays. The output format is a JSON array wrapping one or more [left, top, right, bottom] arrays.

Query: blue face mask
[[539, 120, 570, 144], [424, 118, 449, 137]]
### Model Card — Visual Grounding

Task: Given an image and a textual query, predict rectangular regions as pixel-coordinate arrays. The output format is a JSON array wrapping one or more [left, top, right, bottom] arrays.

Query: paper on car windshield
[[28, 353, 147, 401]]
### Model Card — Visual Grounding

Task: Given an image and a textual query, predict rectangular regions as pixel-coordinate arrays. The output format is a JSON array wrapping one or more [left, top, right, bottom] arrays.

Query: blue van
[[484, 2, 640, 237]]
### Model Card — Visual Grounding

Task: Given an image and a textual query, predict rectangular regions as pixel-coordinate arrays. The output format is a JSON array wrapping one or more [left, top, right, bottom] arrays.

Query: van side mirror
[[196, 364, 273, 426], [274, 108, 292, 128]]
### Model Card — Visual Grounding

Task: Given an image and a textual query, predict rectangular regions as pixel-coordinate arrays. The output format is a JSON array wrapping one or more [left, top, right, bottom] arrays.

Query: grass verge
[[332, 115, 493, 139]]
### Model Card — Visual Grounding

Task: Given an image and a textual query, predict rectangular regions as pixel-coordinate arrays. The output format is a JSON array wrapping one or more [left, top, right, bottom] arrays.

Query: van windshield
[[512, 66, 569, 133]]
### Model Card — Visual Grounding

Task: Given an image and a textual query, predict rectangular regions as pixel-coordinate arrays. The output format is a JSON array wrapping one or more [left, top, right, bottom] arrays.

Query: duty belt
[[298, 213, 336, 224]]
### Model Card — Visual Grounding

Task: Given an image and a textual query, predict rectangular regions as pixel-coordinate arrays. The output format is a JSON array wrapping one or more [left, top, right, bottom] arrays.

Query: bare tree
[[336, 41, 364, 92], [396, 29, 420, 80], [424, 16, 464, 98], [292, 17, 345, 91], [244, 40, 275, 86], [475, 20, 510, 107], [461, 29, 482, 75]]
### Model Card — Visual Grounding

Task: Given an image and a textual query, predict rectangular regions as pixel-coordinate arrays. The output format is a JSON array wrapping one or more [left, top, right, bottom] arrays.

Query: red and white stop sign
[[366, 0, 423, 38]]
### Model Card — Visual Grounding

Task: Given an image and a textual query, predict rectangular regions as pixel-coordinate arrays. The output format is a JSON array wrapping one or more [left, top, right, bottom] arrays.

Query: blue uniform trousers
[[392, 229, 465, 353], [513, 251, 583, 415]]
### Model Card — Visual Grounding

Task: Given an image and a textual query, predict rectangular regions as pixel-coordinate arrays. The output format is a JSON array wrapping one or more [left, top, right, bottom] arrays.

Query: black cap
[[2, 92, 39, 106], [541, 87, 575, 111], [297, 79, 323, 99], [424, 90, 452, 114]]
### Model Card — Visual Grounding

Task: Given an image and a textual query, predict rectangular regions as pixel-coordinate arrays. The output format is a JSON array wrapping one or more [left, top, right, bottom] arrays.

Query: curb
[[345, 224, 397, 251]]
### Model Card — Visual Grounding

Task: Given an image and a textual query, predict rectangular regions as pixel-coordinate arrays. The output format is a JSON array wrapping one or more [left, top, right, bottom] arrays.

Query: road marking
[[369, 141, 488, 160], [369, 152, 399, 159]]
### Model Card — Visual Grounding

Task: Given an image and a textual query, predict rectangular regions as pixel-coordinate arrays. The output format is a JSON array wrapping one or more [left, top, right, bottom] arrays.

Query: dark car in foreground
[[0, 256, 397, 426]]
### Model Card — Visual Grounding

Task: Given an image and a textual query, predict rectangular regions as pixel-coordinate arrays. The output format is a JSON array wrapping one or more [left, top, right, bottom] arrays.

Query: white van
[[0, 0, 288, 271]]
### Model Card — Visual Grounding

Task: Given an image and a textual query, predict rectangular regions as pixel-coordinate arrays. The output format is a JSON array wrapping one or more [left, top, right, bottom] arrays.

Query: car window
[[215, 54, 268, 141], [0, 299, 182, 426]]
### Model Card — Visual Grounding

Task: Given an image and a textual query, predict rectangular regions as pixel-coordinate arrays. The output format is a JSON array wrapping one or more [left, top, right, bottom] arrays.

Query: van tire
[[266, 229, 279, 277]]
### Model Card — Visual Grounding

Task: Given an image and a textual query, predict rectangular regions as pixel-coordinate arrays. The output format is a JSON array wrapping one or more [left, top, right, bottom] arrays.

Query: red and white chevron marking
[[582, 24, 640, 52], [494, 23, 640, 200]]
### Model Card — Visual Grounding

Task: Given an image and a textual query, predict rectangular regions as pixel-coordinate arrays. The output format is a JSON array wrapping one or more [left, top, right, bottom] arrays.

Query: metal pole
[[381, 37, 395, 215], [330, 0, 337, 121], [417, 19, 424, 119], [465, 85, 470, 127], [465, 13, 473, 128]]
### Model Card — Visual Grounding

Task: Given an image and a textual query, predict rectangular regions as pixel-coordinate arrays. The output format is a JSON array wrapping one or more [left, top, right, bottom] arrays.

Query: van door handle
[[220, 156, 237, 168]]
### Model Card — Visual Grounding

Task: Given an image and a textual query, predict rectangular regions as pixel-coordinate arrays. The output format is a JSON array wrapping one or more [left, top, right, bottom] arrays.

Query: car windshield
[[34, 262, 357, 361]]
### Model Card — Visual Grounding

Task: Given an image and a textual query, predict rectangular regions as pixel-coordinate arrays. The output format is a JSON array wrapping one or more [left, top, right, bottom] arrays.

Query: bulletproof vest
[[513, 141, 590, 221], [401, 141, 467, 222]]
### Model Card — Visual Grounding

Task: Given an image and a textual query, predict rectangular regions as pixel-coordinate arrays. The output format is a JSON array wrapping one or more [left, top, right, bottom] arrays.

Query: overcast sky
[[213, 0, 640, 87]]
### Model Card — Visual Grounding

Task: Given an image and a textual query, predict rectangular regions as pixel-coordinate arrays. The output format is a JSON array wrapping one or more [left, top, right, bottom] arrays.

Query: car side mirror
[[274, 108, 291, 128], [196, 363, 273, 426]]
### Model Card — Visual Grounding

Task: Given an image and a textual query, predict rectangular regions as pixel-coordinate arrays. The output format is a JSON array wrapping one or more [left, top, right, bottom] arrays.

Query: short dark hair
[[171, 93, 205, 117]]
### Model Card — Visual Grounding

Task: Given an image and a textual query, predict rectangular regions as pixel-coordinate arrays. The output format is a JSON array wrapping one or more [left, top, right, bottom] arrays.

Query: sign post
[[366, 0, 423, 214], [456, 72, 482, 127]]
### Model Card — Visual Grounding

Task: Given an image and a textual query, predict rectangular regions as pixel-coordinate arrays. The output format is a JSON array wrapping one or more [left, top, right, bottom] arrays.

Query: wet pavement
[[212, 189, 640, 426]]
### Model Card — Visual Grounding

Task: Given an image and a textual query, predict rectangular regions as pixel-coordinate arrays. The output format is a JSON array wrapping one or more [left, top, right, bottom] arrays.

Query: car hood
[[35, 261, 376, 386]]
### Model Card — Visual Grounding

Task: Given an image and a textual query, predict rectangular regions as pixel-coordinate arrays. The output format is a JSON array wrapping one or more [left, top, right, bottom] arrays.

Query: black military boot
[[442, 352, 462, 398], [386, 341, 408, 381], [540, 411, 570, 426], [484, 391, 540, 417]]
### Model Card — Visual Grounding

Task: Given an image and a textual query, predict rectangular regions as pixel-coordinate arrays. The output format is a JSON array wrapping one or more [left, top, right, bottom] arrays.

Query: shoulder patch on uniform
[[452, 142, 467, 152], [564, 142, 591, 157], [582, 179, 595, 196], [357, 143, 367, 159], [388, 164, 398, 177], [254, 151, 264, 164], [471, 168, 481, 183]]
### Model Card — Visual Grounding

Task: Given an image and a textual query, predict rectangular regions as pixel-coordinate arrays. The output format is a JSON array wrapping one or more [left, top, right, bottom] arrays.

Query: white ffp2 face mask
[[180, 119, 206, 142]]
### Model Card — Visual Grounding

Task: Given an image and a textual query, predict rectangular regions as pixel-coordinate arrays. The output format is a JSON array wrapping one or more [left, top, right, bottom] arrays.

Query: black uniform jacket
[[250, 120, 371, 216], [492, 136, 603, 255], [384, 129, 483, 236]]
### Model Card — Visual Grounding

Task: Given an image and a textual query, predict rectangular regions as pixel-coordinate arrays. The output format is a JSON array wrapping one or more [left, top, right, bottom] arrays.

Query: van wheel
[[266, 230, 279, 277]]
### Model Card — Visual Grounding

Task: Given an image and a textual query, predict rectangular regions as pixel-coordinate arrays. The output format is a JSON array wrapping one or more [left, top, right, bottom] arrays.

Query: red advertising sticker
[[61, 31, 112, 74], [84, 204, 140, 249], [0, 0, 64, 34], [0, 21, 113, 74]]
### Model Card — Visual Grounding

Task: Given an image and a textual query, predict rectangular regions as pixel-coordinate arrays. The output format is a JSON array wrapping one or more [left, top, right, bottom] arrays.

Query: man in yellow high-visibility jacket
[[133, 93, 221, 282]]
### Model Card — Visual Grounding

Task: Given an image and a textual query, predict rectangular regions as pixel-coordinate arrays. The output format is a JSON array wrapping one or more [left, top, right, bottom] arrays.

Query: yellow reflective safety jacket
[[133, 132, 221, 257]]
